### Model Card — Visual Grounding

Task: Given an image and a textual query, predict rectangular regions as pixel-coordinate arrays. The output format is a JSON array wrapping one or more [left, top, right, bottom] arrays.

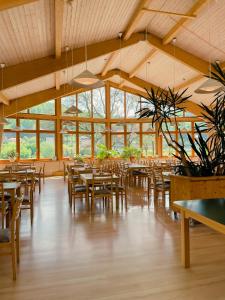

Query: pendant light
[[68, 0, 104, 89], [13, 85, 22, 131], [195, 1, 223, 94], [64, 46, 83, 115], [0, 63, 8, 125], [69, 41, 104, 88]]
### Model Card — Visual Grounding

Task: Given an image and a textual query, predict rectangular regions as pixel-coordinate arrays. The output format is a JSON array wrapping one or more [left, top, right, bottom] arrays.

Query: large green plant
[[136, 63, 225, 176], [96, 144, 118, 160], [121, 146, 142, 160]]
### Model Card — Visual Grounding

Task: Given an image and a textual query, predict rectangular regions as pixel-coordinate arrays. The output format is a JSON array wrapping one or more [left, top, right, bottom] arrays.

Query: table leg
[[85, 181, 90, 210], [181, 211, 190, 268]]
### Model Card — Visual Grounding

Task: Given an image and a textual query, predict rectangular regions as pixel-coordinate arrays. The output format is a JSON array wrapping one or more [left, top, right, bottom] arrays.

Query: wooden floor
[[1, 177, 225, 300]]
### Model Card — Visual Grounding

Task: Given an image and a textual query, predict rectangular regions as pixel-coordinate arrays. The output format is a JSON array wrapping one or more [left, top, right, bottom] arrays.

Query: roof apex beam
[[0, 0, 37, 11], [163, 0, 208, 45], [0, 33, 144, 91]]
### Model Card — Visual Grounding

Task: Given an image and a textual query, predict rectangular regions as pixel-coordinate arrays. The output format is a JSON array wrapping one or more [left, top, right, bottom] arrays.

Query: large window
[[1, 85, 201, 160]]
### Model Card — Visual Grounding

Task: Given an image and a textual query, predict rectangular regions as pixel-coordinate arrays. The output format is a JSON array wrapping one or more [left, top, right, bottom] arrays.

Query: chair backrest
[[91, 173, 113, 190], [11, 197, 22, 239]]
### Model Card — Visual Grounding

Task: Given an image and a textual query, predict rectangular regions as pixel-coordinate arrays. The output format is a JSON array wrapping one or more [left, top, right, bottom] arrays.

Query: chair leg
[[11, 245, 17, 280]]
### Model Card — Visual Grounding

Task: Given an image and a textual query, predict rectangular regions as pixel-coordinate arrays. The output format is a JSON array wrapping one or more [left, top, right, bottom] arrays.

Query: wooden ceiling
[[0, 0, 224, 116]]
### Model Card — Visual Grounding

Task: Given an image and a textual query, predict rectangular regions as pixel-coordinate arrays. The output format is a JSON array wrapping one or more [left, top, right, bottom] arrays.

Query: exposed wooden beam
[[123, 0, 151, 40], [174, 74, 203, 91], [0, 0, 37, 11], [146, 32, 209, 74], [0, 92, 9, 105], [129, 48, 157, 78], [54, 0, 64, 90], [0, 33, 144, 91], [142, 8, 196, 19], [101, 0, 151, 76], [101, 52, 118, 76], [3, 70, 116, 117], [163, 0, 208, 45], [118, 70, 204, 116]]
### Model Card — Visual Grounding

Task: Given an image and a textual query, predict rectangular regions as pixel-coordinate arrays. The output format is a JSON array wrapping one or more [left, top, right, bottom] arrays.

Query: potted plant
[[136, 62, 225, 207], [74, 154, 84, 163], [96, 144, 118, 162], [121, 146, 142, 162], [7, 150, 17, 162]]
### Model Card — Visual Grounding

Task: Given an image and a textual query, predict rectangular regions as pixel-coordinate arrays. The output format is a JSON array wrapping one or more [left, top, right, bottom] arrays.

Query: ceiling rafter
[[162, 0, 208, 45], [3, 70, 117, 117], [146, 32, 209, 74], [101, 0, 151, 76], [127, 1, 208, 84], [117, 69, 203, 116], [54, 0, 64, 90], [0, 0, 37, 11], [0, 33, 144, 91], [0, 92, 9, 105], [142, 8, 197, 19]]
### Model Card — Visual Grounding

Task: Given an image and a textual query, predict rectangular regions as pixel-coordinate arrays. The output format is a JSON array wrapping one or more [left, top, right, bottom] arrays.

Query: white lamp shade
[[195, 78, 224, 94], [64, 105, 82, 114], [69, 70, 105, 88]]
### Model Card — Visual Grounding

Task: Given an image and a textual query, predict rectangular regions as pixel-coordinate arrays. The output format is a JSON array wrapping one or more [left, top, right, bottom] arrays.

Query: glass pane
[[94, 123, 105, 133], [40, 133, 55, 159], [29, 100, 55, 115], [4, 118, 16, 130], [162, 134, 176, 156], [79, 134, 91, 156], [111, 135, 124, 152], [61, 95, 76, 116], [94, 133, 105, 155], [162, 122, 175, 131], [40, 120, 55, 131], [62, 121, 76, 131], [20, 133, 36, 159], [142, 134, 155, 156], [111, 123, 125, 133], [142, 123, 155, 132], [79, 122, 91, 132], [127, 123, 139, 133], [126, 92, 140, 118], [178, 122, 191, 131], [20, 119, 36, 130], [0, 132, 17, 159], [127, 133, 140, 148], [185, 111, 195, 117], [110, 88, 124, 118], [178, 133, 192, 156], [78, 91, 91, 117], [63, 134, 76, 158], [194, 121, 207, 131], [93, 87, 106, 118]]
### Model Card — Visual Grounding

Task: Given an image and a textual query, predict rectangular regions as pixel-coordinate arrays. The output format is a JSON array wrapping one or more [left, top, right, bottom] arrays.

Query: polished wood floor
[[1, 177, 225, 300]]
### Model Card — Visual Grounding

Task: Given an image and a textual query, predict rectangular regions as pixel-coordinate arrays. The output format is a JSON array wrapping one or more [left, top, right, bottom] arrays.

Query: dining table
[[80, 173, 120, 210]]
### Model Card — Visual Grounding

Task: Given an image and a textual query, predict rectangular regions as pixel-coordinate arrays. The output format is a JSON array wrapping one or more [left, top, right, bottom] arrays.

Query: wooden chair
[[90, 174, 113, 210], [68, 176, 89, 213], [0, 197, 22, 280], [152, 167, 170, 202], [21, 175, 35, 225]]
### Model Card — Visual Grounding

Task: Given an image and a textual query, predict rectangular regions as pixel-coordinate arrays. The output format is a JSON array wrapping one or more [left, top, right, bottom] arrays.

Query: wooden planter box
[[170, 175, 225, 211]]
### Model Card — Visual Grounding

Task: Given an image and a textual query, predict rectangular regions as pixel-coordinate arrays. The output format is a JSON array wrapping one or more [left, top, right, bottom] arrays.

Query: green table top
[[174, 198, 225, 225]]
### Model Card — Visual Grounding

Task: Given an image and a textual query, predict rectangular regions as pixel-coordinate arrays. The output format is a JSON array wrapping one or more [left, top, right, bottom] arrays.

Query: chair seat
[[0, 229, 10, 243], [132, 171, 147, 176], [74, 185, 87, 193], [106, 185, 124, 192], [156, 183, 170, 189], [91, 188, 112, 196]]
